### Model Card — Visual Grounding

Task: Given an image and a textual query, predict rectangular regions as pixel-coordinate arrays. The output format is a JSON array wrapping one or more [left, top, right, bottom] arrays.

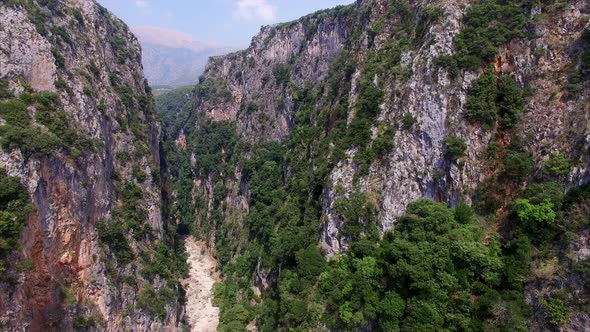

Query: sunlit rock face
[[184, 0, 590, 257], [0, 1, 180, 330]]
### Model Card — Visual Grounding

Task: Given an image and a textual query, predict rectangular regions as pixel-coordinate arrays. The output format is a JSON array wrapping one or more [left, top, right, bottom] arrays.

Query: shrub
[[434, 55, 459, 78], [137, 286, 176, 320], [109, 35, 130, 64], [116, 84, 134, 108], [465, 68, 498, 129], [504, 150, 533, 181], [88, 62, 100, 79], [116, 151, 131, 164], [196, 77, 232, 101], [512, 198, 556, 228], [244, 101, 259, 114], [0, 170, 33, 268], [544, 152, 570, 176], [497, 75, 525, 127], [334, 192, 377, 240], [96, 220, 134, 264], [401, 113, 417, 129], [273, 64, 291, 85], [132, 165, 147, 182], [55, 79, 72, 95], [51, 48, 65, 69], [0, 125, 61, 157], [523, 181, 564, 209], [454, 202, 474, 224], [51, 27, 72, 47], [83, 86, 95, 97], [445, 136, 467, 161], [0, 100, 30, 127], [73, 316, 95, 329], [121, 275, 137, 287], [71, 8, 84, 26], [415, 6, 445, 42], [371, 127, 396, 156], [16, 259, 34, 272], [541, 297, 569, 326], [0, 80, 13, 99], [97, 100, 107, 111]]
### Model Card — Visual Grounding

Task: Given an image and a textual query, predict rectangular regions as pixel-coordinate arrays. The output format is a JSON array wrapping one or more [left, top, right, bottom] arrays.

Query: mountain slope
[[132, 26, 234, 87], [159, 0, 590, 330]]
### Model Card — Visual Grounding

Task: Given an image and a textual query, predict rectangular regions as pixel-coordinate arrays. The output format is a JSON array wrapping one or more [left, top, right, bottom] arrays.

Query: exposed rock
[[0, 1, 180, 330], [177, 2, 590, 330]]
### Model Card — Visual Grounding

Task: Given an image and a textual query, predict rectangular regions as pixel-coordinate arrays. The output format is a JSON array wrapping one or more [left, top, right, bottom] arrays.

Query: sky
[[96, 0, 355, 47]]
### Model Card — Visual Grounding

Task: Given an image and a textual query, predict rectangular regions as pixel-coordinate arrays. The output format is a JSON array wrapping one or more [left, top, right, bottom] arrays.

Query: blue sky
[[97, 0, 355, 46]]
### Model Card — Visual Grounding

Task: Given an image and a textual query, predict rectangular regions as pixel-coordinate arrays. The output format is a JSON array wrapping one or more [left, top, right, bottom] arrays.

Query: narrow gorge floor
[[183, 237, 220, 332]]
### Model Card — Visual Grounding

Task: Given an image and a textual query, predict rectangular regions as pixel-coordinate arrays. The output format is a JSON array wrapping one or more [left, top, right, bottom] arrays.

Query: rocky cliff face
[[193, 7, 354, 141], [161, 0, 590, 330], [184, 0, 590, 254], [0, 1, 184, 331]]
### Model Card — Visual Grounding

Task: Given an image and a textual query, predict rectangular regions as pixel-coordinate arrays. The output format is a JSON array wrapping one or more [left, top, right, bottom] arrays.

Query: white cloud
[[135, 0, 149, 8], [233, 0, 276, 22]]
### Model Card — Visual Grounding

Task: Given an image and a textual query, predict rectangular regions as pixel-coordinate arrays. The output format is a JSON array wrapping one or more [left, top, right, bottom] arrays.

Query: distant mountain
[[132, 26, 235, 87]]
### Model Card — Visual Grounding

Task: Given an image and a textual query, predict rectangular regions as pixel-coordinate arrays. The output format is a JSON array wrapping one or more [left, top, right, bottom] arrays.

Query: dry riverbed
[[183, 237, 220, 332]]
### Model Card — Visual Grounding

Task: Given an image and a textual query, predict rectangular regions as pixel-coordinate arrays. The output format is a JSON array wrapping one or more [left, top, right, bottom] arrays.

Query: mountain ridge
[[132, 26, 237, 87]]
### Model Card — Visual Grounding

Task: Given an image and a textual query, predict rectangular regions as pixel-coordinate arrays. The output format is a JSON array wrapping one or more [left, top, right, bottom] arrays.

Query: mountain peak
[[131, 26, 215, 52]]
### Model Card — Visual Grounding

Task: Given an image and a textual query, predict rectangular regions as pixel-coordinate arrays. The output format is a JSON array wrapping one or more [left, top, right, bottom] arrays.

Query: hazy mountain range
[[132, 26, 235, 87]]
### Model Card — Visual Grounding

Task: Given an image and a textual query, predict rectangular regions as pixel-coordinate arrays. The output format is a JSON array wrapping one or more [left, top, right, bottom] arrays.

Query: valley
[[1, 0, 590, 331]]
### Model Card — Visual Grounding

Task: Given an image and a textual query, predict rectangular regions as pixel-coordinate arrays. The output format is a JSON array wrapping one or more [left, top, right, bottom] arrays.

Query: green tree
[[504, 150, 533, 181], [295, 245, 326, 279], [452, 0, 528, 69], [445, 136, 467, 161], [497, 75, 525, 127], [465, 68, 498, 129], [512, 198, 556, 231], [544, 152, 571, 176]]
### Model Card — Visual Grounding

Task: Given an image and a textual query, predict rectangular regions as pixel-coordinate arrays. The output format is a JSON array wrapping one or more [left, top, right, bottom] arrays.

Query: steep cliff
[[0, 1, 186, 330], [159, 0, 590, 330]]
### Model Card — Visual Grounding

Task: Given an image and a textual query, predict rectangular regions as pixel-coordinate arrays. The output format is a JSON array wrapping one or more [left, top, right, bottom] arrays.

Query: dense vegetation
[[464, 68, 525, 130], [0, 87, 95, 158], [436, 0, 529, 74]]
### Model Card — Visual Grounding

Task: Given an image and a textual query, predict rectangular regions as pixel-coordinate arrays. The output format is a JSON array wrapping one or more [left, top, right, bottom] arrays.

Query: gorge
[[1, 0, 590, 331]]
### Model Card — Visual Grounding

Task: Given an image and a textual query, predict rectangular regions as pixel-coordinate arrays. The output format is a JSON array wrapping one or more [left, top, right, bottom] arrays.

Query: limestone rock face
[[177, 1, 590, 327], [193, 7, 354, 141], [0, 1, 180, 331], [184, 0, 590, 256]]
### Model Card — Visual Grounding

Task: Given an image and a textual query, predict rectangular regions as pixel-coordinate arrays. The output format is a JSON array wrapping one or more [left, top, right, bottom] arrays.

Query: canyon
[[1, 0, 590, 331]]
